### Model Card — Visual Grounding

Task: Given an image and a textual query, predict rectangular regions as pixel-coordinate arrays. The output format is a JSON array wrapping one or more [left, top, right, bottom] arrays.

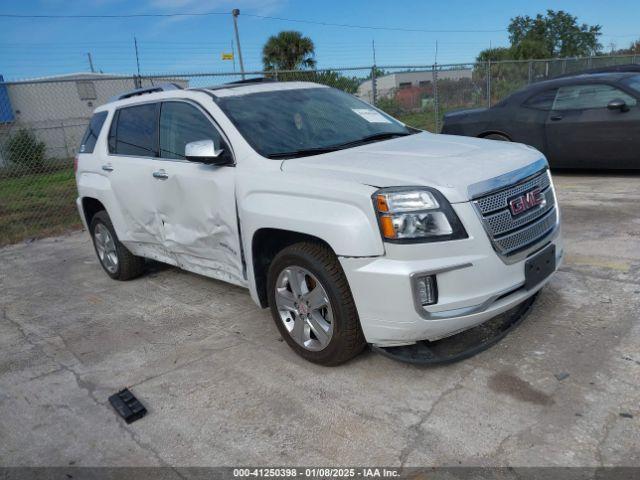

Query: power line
[[0, 10, 506, 33], [2, 10, 638, 38], [0, 12, 228, 18], [243, 13, 506, 33]]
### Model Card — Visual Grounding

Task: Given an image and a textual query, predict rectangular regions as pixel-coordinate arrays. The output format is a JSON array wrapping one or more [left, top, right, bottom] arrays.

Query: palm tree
[[262, 31, 316, 71]]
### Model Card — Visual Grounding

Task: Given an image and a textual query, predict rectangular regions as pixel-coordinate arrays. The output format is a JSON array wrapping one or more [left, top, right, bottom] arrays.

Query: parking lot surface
[[1, 173, 639, 467]]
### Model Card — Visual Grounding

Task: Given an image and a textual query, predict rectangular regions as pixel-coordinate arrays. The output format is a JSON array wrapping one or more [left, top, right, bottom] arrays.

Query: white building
[[357, 68, 473, 102], [0, 73, 188, 164]]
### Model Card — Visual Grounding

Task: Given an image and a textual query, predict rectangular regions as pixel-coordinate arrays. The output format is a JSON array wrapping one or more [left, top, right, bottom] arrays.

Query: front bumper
[[339, 201, 563, 347]]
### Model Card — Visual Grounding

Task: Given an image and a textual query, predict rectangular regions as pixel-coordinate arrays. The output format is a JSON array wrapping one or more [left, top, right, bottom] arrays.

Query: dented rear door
[[106, 102, 167, 253]]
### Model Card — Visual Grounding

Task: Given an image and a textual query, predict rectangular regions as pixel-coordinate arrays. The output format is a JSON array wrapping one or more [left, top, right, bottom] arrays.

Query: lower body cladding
[[339, 201, 563, 347]]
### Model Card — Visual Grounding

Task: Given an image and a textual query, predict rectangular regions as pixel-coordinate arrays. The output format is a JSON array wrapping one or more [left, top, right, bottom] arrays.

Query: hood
[[280, 132, 545, 203]]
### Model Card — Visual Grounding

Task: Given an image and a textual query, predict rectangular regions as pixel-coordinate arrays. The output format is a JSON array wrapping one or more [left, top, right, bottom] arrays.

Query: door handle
[[101, 164, 114, 172], [152, 169, 169, 180], [550, 115, 563, 121]]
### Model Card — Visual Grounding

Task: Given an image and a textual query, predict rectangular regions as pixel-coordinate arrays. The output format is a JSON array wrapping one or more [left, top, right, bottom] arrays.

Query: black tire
[[267, 242, 366, 366], [90, 210, 145, 281], [483, 133, 511, 141]]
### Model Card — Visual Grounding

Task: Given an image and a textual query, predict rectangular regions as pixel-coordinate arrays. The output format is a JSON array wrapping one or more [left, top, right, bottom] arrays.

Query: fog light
[[414, 275, 437, 306]]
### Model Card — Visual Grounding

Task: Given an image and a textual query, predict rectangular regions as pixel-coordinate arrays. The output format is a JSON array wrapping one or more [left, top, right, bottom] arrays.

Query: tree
[[5, 129, 46, 170], [476, 10, 602, 62], [476, 47, 513, 63], [262, 31, 316, 71], [611, 39, 640, 55], [508, 10, 601, 59], [276, 69, 361, 93]]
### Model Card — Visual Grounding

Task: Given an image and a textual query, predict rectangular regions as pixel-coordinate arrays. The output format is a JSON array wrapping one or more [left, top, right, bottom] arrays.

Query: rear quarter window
[[79, 111, 108, 154], [522, 89, 558, 110], [621, 74, 640, 94]]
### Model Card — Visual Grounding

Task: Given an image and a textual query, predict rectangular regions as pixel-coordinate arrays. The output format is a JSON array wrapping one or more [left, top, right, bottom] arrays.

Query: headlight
[[373, 187, 467, 243]]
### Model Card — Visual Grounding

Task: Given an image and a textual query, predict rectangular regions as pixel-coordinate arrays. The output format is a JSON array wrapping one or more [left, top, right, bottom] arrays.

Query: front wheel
[[267, 242, 366, 366]]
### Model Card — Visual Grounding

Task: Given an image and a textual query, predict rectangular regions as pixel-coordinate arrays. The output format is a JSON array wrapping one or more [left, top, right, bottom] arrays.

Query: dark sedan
[[442, 72, 640, 169]]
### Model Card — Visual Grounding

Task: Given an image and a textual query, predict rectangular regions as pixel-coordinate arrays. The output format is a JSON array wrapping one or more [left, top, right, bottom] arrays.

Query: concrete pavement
[[1, 172, 639, 467]]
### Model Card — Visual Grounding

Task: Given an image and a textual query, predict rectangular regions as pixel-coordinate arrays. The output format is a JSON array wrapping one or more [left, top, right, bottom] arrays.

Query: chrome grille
[[473, 170, 558, 257], [474, 171, 551, 215], [484, 187, 555, 236], [494, 209, 557, 253]]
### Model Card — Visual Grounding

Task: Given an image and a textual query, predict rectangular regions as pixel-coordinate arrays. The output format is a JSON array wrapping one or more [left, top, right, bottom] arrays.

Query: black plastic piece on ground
[[108, 389, 147, 424], [372, 293, 538, 365]]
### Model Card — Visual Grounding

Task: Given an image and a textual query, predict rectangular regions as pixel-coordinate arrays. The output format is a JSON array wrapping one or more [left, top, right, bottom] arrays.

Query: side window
[[159, 102, 224, 160], [110, 103, 159, 157], [523, 89, 558, 110], [553, 84, 637, 111], [107, 110, 118, 153], [79, 111, 108, 154]]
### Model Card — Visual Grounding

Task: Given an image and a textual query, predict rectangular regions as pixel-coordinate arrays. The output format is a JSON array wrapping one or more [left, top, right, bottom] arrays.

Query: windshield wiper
[[266, 131, 414, 159], [330, 131, 413, 150], [266, 146, 341, 159]]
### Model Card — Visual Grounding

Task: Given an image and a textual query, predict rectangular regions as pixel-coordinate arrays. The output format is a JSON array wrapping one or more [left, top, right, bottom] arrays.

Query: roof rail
[[110, 82, 183, 102], [225, 77, 276, 85], [202, 76, 277, 92]]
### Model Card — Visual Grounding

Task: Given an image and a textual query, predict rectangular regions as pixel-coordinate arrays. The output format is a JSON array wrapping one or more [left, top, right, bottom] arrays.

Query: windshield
[[214, 87, 413, 158], [621, 74, 640, 94]]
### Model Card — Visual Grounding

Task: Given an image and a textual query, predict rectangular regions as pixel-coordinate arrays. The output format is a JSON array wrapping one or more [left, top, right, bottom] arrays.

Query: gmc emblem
[[509, 188, 545, 216]]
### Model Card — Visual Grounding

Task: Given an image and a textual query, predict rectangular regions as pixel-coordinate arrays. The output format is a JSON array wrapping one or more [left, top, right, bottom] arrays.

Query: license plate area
[[525, 244, 556, 290]]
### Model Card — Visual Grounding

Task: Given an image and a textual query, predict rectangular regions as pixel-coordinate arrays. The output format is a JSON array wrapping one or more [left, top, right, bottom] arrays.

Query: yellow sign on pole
[[222, 53, 234, 60]]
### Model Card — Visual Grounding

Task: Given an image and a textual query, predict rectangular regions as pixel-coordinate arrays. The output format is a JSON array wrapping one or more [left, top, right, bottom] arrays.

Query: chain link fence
[[0, 54, 639, 245]]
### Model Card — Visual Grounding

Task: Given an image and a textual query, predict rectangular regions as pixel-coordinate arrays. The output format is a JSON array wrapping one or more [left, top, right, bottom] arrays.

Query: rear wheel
[[267, 242, 366, 366], [90, 211, 145, 281], [483, 133, 511, 141]]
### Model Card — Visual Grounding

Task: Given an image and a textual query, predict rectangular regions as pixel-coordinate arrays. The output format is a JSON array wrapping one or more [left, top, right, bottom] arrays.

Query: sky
[[1, 0, 640, 80]]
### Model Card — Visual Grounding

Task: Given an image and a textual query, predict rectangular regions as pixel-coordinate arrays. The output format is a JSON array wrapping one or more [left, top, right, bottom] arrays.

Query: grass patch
[[0, 168, 81, 246], [393, 106, 475, 133], [396, 111, 438, 132]]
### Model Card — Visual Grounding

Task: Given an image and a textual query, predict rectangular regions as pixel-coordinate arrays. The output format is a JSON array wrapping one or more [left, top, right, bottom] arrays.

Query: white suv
[[75, 80, 563, 365]]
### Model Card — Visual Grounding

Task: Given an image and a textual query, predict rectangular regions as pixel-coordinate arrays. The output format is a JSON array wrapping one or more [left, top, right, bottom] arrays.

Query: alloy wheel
[[274, 266, 334, 351], [94, 223, 119, 274]]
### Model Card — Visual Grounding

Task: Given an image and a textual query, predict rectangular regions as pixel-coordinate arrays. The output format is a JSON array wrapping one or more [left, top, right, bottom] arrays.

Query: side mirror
[[607, 98, 629, 112], [185, 139, 230, 165]]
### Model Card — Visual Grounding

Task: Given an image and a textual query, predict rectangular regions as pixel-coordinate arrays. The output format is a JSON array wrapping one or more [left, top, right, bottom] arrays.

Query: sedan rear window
[[523, 89, 558, 110]]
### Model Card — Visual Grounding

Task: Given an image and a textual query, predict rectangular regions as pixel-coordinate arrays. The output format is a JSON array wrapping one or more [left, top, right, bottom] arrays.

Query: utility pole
[[371, 40, 377, 105], [232, 9, 245, 79], [87, 52, 95, 73], [231, 39, 236, 72], [433, 41, 439, 133], [134, 36, 142, 87]]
